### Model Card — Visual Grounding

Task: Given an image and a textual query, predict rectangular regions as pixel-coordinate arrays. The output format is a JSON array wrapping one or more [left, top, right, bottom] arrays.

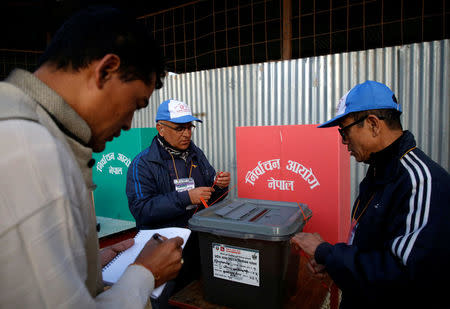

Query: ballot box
[[188, 198, 311, 309]]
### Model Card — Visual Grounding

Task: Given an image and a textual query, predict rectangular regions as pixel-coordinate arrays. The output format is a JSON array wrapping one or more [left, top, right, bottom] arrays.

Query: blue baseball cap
[[155, 99, 202, 123], [318, 81, 402, 128]]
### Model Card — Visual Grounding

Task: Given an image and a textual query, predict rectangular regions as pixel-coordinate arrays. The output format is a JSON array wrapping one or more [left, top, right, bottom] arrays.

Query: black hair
[[37, 6, 166, 89], [352, 109, 403, 130]]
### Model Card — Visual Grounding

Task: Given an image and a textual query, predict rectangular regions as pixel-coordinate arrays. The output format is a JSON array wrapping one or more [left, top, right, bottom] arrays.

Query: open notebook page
[[102, 227, 191, 299]]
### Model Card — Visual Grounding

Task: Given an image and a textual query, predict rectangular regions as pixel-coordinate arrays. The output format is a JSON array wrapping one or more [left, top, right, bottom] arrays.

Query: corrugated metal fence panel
[[398, 40, 450, 169], [132, 39, 449, 204]]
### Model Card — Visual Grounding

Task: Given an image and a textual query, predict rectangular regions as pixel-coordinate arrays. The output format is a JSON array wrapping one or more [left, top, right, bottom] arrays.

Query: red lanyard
[[352, 193, 376, 224]]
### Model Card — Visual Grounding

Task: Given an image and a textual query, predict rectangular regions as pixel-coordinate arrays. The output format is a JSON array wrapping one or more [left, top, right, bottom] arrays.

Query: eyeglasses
[[338, 115, 385, 141], [338, 116, 368, 141], [159, 122, 196, 133]]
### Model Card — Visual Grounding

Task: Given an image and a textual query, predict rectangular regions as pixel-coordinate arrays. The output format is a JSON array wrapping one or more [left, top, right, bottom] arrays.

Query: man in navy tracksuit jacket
[[291, 81, 450, 308], [126, 99, 230, 308]]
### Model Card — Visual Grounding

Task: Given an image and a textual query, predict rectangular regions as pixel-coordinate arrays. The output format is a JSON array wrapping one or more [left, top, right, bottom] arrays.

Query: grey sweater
[[0, 69, 154, 308]]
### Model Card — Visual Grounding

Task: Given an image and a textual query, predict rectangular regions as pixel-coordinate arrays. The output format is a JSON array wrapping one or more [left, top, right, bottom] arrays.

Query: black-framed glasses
[[338, 116, 368, 141], [338, 115, 385, 140], [159, 122, 196, 133]]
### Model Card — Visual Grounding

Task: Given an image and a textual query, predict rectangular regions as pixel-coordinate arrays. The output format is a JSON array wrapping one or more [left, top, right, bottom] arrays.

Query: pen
[[152, 233, 164, 243]]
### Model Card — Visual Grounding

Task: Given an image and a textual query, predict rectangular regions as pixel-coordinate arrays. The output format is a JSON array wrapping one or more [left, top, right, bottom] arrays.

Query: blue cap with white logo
[[318, 81, 402, 128], [155, 99, 202, 123]]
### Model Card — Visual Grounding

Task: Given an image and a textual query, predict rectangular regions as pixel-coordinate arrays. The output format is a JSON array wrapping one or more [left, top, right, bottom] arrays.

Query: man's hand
[[214, 172, 231, 188], [291, 233, 328, 280], [291, 232, 325, 257], [306, 258, 328, 281], [188, 187, 213, 204], [134, 236, 184, 288], [100, 238, 135, 268]]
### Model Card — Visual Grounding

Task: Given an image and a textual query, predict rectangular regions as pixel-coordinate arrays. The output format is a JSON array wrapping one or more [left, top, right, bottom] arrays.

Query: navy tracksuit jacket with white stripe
[[315, 131, 450, 309]]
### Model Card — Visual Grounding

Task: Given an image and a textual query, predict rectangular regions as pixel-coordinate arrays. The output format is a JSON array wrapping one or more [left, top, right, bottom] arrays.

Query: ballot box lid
[[188, 198, 311, 241]]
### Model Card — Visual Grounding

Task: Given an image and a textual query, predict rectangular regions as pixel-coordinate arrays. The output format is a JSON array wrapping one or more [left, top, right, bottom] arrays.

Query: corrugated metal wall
[[133, 39, 450, 205]]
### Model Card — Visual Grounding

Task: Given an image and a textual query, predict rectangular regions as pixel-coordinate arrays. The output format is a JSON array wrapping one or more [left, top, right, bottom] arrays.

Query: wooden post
[[282, 0, 292, 60]]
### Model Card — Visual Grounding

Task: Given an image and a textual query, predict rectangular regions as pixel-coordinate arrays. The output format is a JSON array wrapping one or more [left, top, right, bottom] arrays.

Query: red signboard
[[236, 125, 351, 244]]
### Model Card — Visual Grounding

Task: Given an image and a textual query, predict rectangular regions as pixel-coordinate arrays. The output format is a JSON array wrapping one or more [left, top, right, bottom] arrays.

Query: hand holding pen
[[134, 233, 184, 287], [152, 233, 184, 265]]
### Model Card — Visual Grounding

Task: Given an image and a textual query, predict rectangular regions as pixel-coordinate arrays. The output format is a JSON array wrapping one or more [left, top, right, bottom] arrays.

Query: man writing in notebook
[[0, 7, 183, 308], [126, 99, 231, 306]]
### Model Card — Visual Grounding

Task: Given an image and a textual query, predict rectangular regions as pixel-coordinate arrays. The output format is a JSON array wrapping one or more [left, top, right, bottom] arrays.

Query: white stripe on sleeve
[[393, 151, 432, 265]]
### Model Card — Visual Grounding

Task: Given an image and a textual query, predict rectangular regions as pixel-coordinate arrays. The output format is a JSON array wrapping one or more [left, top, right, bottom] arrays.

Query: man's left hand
[[100, 238, 135, 268], [214, 171, 231, 188], [291, 232, 325, 257], [306, 258, 328, 280]]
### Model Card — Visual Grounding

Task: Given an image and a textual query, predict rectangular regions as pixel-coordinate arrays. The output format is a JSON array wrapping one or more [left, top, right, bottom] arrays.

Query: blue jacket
[[126, 136, 228, 229], [315, 131, 450, 309]]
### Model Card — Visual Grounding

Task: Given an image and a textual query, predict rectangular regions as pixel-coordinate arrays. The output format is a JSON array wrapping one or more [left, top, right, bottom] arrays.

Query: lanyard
[[352, 193, 375, 224], [169, 153, 195, 180]]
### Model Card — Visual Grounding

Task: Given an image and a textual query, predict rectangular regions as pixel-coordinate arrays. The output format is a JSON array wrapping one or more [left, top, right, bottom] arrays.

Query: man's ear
[[367, 115, 381, 136], [156, 123, 164, 137], [95, 54, 121, 89]]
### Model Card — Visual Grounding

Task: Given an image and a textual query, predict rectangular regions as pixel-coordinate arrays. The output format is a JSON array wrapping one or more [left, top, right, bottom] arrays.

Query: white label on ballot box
[[212, 243, 260, 286]]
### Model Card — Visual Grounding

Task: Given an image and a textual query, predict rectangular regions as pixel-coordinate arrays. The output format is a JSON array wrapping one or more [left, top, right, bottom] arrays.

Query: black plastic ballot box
[[188, 198, 311, 309]]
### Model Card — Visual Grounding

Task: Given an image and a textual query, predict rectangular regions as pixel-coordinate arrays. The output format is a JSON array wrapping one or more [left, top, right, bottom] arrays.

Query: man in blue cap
[[291, 81, 450, 308], [126, 99, 231, 307]]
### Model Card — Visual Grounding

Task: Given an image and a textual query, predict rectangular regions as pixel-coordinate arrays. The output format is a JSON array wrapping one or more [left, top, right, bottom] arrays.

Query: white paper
[[102, 227, 191, 298]]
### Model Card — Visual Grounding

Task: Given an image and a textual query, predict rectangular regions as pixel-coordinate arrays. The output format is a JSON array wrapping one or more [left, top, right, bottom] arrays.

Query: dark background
[[1, 0, 449, 77], [0, 0, 193, 50]]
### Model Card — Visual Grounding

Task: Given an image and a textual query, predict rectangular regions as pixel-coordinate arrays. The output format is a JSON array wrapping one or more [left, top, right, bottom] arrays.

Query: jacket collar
[[156, 134, 191, 162], [367, 130, 416, 184], [6, 69, 91, 146], [147, 136, 199, 164]]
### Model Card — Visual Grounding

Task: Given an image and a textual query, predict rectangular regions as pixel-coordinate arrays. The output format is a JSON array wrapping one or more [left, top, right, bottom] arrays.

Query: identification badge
[[347, 220, 358, 245], [174, 177, 195, 192]]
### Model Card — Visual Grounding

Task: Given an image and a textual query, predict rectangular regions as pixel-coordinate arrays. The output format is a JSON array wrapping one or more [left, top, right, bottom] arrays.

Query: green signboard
[[92, 128, 157, 221]]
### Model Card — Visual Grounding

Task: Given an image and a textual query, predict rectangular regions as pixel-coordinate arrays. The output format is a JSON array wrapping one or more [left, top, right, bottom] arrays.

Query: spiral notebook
[[102, 227, 191, 299]]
